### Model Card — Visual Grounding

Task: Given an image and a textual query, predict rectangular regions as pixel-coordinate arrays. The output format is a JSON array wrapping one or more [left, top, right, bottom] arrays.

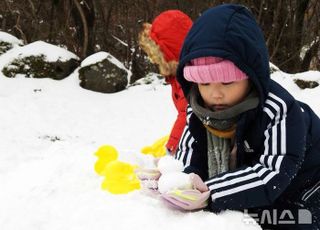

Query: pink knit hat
[[183, 57, 248, 83]]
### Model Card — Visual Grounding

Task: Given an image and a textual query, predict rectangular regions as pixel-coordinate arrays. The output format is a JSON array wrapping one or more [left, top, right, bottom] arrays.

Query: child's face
[[198, 79, 251, 111]]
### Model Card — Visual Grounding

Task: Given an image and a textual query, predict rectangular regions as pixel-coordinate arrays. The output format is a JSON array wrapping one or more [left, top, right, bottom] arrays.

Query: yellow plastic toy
[[94, 145, 118, 175], [101, 160, 140, 194], [94, 145, 141, 194], [140, 135, 169, 157]]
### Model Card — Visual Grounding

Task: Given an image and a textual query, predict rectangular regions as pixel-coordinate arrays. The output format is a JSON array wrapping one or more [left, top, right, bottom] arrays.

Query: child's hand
[[161, 189, 210, 211], [189, 173, 209, 192], [135, 168, 161, 190], [160, 173, 210, 211]]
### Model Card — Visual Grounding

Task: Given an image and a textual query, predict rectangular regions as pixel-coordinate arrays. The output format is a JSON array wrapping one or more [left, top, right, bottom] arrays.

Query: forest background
[[1, 0, 319, 82]]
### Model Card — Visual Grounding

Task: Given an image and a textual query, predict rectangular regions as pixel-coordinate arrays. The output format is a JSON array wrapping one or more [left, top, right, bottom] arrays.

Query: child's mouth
[[211, 105, 228, 111]]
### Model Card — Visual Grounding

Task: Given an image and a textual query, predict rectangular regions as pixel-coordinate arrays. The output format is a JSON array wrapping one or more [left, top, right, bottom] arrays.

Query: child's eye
[[222, 82, 234, 85], [199, 83, 210, 86]]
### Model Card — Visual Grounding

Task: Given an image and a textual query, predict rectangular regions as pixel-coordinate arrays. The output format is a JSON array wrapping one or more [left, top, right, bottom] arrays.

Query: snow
[[0, 72, 259, 230], [81, 51, 110, 67], [157, 155, 184, 173], [0, 41, 79, 77], [157, 156, 191, 193], [0, 43, 319, 230], [0, 31, 23, 46], [158, 172, 192, 193], [271, 70, 320, 115], [80, 51, 132, 84]]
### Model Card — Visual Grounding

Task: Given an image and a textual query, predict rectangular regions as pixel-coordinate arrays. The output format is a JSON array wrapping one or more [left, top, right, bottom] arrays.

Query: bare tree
[[0, 0, 319, 76]]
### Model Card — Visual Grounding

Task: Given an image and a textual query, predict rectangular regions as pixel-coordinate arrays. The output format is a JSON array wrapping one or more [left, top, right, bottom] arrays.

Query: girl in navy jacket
[[163, 4, 320, 229]]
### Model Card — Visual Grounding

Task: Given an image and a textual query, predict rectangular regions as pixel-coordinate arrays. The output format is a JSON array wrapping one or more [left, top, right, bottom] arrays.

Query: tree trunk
[[72, 0, 89, 58]]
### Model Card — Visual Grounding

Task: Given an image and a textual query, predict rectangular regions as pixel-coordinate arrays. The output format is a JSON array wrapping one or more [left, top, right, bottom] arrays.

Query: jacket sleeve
[[175, 106, 208, 180], [205, 92, 307, 212], [166, 77, 188, 153], [165, 101, 187, 152]]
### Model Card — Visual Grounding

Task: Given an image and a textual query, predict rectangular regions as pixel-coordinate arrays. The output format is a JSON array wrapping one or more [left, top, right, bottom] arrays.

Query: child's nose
[[210, 84, 223, 99]]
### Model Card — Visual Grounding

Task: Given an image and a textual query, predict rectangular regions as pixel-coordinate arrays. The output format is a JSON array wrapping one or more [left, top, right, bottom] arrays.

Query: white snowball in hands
[[157, 156, 184, 174], [158, 172, 192, 194], [156, 156, 190, 193]]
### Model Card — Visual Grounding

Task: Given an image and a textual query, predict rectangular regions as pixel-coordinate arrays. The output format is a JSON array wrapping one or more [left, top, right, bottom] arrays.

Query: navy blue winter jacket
[[175, 4, 320, 212]]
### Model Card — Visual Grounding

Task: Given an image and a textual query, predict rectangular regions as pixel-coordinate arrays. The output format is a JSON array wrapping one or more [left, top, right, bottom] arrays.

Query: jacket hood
[[177, 4, 270, 106]]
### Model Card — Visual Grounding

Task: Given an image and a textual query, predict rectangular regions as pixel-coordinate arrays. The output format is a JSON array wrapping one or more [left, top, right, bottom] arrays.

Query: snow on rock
[[271, 70, 320, 115], [132, 73, 166, 86], [0, 41, 79, 77], [81, 51, 111, 67], [157, 156, 184, 174], [9, 40, 77, 62], [0, 31, 23, 46], [81, 51, 132, 80], [269, 62, 280, 74], [293, 70, 320, 82], [158, 172, 192, 194]]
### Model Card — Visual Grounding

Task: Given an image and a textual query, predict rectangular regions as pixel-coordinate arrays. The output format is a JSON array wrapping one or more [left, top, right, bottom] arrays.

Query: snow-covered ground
[[0, 73, 260, 230], [0, 34, 319, 230], [1, 69, 319, 230]]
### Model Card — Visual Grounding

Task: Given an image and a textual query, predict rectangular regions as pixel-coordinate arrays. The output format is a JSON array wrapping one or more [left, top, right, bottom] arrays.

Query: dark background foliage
[[1, 0, 319, 81]]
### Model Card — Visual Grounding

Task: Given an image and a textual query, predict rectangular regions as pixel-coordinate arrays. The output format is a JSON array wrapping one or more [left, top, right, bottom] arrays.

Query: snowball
[[158, 172, 193, 194], [157, 156, 184, 174]]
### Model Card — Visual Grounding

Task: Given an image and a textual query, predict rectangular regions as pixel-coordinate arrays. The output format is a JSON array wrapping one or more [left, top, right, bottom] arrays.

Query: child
[[161, 4, 320, 229], [138, 10, 192, 155]]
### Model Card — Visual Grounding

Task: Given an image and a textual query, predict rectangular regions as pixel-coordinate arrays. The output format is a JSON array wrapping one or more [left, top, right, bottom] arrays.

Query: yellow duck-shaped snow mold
[[94, 145, 118, 175], [140, 135, 169, 158], [94, 145, 141, 194]]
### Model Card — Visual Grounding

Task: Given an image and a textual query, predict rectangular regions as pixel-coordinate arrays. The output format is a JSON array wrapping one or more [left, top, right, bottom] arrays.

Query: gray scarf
[[206, 133, 231, 177], [189, 85, 259, 131], [189, 85, 259, 177]]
